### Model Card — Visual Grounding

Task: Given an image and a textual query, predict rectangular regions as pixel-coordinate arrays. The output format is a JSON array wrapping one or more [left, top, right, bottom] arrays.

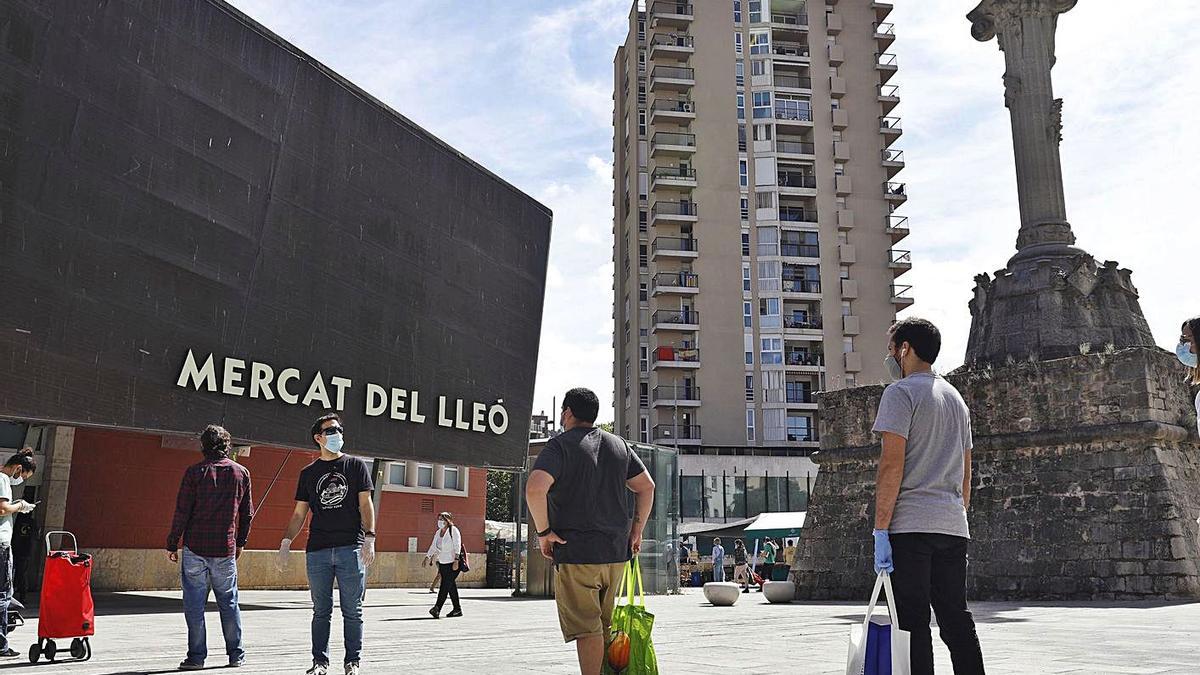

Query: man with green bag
[[526, 388, 657, 675]]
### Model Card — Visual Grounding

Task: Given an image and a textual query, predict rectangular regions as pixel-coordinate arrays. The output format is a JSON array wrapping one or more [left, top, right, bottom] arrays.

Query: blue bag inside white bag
[[846, 572, 912, 675]]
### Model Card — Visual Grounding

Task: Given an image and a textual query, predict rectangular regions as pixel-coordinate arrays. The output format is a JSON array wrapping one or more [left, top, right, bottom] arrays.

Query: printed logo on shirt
[[316, 472, 349, 509]]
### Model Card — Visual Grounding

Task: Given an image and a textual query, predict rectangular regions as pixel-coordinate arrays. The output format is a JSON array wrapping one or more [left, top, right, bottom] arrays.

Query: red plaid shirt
[[167, 458, 253, 558]]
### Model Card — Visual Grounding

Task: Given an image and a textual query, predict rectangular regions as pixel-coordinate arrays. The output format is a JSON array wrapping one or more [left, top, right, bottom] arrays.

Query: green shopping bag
[[602, 557, 658, 675]]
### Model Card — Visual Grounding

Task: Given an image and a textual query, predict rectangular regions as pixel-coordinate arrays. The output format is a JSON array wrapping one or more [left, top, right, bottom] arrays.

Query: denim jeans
[[306, 545, 365, 666], [181, 548, 243, 665], [890, 533, 986, 675], [712, 558, 725, 582], [0, 545, 12, 652]]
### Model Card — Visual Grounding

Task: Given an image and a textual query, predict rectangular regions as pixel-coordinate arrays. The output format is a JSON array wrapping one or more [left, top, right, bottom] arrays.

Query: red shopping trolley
[[28, 531, 93, 663]]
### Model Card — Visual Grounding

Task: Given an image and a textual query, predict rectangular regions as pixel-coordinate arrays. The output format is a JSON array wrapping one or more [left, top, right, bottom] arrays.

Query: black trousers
[[435, 562, 460, 611], [890, 533, 985, 675]]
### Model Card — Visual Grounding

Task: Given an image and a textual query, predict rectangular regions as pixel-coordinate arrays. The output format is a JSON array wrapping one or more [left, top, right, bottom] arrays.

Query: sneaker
[[229, 657, 245, 667], [305, 662, 329, 675], [0, 649, 20, 658], [178, 661, 204, 671], [344, 663, 360, 675], [446, 608, 463, 618], [428, 606, 440, 619]]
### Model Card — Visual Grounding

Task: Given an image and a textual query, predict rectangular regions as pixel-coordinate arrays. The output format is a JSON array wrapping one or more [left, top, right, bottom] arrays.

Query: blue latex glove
[[873, 529, 894, 574]]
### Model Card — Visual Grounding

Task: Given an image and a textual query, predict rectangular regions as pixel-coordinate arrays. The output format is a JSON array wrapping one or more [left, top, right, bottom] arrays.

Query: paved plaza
[[0, 587, 1196, 674]]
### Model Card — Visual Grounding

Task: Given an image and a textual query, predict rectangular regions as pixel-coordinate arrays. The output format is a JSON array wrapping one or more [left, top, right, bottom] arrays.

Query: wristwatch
[[537, 527, 552, 537]]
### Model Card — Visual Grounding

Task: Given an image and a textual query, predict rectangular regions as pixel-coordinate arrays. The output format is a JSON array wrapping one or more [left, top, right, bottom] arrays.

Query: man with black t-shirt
[[277, 413, 376, 675], [526, 388, 656, 675]]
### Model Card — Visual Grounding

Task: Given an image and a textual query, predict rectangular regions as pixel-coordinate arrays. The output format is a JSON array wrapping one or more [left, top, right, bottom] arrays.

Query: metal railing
[[782, 243, 820, 258], [774, 74, 813, 89], [877, 52, 898, 67], [652, 344, 700, 362], [878, 83, 900, 98], [652, 271, 699, 289], [874, 22, 896, 36], [652, 132, 697, 148], [651, 65, 695, 81], [651, 310, 700, 326], [772, 41, 811, 58], [784, 315, 823, 330], [653, 385, 701, 401], [651, 166, 697, 180], [889, 249, 912, 265], [650, 33, 694, 48], [651, 236, 698, 253], [771, 12, 809, 25], [880, 116, 902, 131], [786, 351, 825, 367], [775, 105, 813, 122], [778, 171, 817, 188], [883, 149, 905, 163], [651, 98, 696, 114], [651, 200, 698, 218], [782, 279, 822, 294], [650, 2, 693, 17], [891, 284, 913, 299], [885, 181, 907, 197], [779, 206, 818, 222], [653, 424, 702, 440], [776, 140, 815, 155], [787, 429, 819, 442], [887, 215, 909, 231]]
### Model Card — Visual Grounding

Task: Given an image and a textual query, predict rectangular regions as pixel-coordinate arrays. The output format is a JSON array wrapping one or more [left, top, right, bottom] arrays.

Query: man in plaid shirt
[[166, 425, 253, 670]]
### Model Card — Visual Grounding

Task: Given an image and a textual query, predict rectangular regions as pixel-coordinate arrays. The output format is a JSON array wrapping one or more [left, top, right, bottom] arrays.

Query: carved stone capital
[[968, 0, 1078, 42]]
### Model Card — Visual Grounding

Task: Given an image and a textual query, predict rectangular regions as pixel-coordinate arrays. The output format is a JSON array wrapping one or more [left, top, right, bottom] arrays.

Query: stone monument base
[[793, 348, 1200, 601]]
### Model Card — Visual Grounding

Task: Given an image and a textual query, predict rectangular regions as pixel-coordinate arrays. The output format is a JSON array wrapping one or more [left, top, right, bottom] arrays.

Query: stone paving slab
[[0, 588, 1196, 673]]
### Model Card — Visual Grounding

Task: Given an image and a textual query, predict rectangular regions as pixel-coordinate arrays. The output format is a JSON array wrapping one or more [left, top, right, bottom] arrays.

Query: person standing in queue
[[1179, 316, 1200, 435], [0, 449, 35, 658], [425, 512, 463, 619], [732, 539, 750, 593], [710, 537, 726, 583], [277, 413, 376, 675]]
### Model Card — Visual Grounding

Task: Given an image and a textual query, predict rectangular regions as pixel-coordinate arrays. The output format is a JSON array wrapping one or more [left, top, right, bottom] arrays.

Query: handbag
[[602, 558, 658, 675], [457, 545, 470, 573], [846, 572, 911, 675]]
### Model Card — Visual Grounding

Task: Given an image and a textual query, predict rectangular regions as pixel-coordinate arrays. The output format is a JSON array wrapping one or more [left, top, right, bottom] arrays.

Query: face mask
[[1178, 341, 1198, 368], [438, 519, 447, 529], [885, 354, 904, 382], [324, 433, 344, 453], [9, 473, 23, 487]]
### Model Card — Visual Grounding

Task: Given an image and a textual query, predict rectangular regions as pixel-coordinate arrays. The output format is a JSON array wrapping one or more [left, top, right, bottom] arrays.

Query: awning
[[742, 511, 807, 538], [679, 516, 757, 537]]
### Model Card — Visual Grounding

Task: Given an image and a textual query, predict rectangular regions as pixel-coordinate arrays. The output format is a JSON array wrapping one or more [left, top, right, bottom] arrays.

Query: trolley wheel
[[27, 641, 39, 664], [81, 637, 92, 662], [44, 639, 56, 661], [70, 638, 85, 660]]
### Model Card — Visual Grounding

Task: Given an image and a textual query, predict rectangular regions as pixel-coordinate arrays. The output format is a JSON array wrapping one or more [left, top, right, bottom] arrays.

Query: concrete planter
[[763, 580, 794, 604], [703, 582, 741, 606]]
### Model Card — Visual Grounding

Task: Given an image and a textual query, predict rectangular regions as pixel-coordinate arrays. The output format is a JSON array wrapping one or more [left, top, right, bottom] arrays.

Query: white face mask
[[437, 519, 447, 529], [9, 473, 23, 487]]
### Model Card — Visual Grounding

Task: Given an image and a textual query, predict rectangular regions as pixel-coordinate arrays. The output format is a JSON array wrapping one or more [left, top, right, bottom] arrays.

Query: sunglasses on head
[[321, 426, 344, 436]]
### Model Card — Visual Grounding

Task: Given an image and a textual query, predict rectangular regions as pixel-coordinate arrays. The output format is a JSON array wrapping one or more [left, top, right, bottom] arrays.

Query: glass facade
[[630, 442, 680, 594], [678, 471, 812, 523]]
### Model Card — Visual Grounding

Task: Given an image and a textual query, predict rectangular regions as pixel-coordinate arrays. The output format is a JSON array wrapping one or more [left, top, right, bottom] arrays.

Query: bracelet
[[537, 528, 552, 537]]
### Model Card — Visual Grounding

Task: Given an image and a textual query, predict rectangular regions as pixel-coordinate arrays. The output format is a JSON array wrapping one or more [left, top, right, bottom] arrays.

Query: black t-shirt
[[295, 454, 374, 552], [532, 427, 648, 564], [734, 547, 747, 564]]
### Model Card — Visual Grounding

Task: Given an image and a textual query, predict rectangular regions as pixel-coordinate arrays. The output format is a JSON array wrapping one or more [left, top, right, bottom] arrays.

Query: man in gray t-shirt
[[871, 319, 985, 675]]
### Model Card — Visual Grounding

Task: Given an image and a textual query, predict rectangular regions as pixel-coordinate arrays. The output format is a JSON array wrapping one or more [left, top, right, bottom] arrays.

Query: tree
[[486, 469, 514, 521], [598, 422, 615, 433]]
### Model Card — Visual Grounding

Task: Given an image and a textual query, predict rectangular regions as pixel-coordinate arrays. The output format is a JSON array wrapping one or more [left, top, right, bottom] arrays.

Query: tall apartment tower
[[613, 0, 910, 518]]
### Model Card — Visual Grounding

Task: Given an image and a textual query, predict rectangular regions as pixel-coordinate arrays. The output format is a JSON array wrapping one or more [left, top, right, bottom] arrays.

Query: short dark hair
[[310, 412, 341, 447], [200, 425, 231, 461], [4, 448, 35, 474], [562, 388, 600, 424], [889, 317, 942, 364]]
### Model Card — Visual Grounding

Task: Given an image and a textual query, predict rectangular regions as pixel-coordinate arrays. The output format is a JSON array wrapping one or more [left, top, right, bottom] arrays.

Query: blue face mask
[[1178, 341, 1198, 368], [324, 432, 344, 453]]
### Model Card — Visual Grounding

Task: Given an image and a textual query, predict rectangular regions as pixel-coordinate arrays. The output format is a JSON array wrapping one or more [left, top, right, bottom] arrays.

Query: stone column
[[31, 425, 75, 590], [968, 0, 1078, 257]]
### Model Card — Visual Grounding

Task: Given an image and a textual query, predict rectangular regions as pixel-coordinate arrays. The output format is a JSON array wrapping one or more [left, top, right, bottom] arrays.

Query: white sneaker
[[305, 663, 328, 675], [345, 663, 360, 675]]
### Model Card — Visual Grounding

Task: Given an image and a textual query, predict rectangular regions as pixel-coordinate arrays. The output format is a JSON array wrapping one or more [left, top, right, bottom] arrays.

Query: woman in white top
[[1179, 316, 1200, 436], [424, 511, 463, 618]]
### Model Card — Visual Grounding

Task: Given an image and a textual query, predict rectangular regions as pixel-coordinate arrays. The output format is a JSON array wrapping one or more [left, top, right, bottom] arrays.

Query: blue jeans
[[181, 548, 243, 665], [306, 545, 365, 666], [0, 545, 12, 652], [712, 558, 725, 582]]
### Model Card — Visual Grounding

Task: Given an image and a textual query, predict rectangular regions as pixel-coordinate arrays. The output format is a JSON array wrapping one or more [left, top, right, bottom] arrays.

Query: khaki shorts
[[554, 562, 626, 642]]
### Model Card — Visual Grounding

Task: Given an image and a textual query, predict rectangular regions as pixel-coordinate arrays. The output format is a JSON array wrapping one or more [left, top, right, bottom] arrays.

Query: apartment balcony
[[652, 385, 701, 407], [876, 52, 899, 84], [889, 249, 913, 275], [650, 310, 700, 333], [650, 132, 697, 158], [778, 170, 818, 195], [650, 236, 699, 261], [782, 279, 822, 297], [774, 73, 813, 91], [880, 115, 903, 140], [878, 84, 900, 114], [652, 424, 702, 446], [776, 139, 816, 157], [650, 1, 694, 28], [649, 200, 698, 227], [651, 271, 699, 296], [882, 148, 905, 177], [785, 390, 818, 408], [651, 343, 701, 367], [771, 41, 811, 61], [782, 243, 820, 260], [784, 315, 823, 333], [891, 283, 915, 307], [779, 206, 818, 224], [770, 12, 809, 28], [774, 104, 814, 127], [649, 98, 696, 124], [785, 350, 825, 370], [874, 21, 896, 47], [884, 181, 907, 204], [650, 165, 697, 189], [886, 214, 910, 241], [648, 33, 694, 61], [872, 2, 894, 23], [649, 65, 695, 92]]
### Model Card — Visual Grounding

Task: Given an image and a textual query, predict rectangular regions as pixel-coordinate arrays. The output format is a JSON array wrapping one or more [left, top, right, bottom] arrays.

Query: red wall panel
[[64, 428, 486, 553]]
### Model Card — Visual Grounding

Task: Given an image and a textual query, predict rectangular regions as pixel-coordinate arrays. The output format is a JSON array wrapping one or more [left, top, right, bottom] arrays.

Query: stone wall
[[793, 347, 1200, 600]]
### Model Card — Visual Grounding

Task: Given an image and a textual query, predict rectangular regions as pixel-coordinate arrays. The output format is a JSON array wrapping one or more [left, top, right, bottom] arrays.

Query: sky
[[229, 0, 1200, 424]]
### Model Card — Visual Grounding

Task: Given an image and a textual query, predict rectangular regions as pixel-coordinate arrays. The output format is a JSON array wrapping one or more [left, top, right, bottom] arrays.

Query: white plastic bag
[[846, 572, 912, 675]]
